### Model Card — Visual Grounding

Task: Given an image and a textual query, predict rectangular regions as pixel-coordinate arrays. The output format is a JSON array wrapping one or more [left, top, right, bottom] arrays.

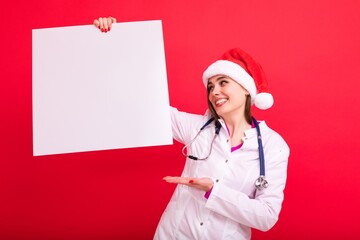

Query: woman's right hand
[[93, 17, 117, 32]]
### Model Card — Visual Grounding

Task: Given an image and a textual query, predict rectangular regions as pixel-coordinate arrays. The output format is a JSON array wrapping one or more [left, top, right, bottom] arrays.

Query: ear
[[239, 84, 250, 96]]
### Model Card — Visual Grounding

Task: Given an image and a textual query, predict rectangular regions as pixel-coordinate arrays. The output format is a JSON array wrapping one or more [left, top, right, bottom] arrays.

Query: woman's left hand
[[163, 176, 214, 192], [93, 16, 117, 32]]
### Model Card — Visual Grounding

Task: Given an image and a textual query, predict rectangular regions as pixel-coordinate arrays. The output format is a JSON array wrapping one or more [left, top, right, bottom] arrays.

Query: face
[[207, 75, 249, 119]]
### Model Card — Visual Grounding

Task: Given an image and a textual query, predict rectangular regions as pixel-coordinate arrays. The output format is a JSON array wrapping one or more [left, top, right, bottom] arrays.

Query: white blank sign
[[32, 20, 173, 156]]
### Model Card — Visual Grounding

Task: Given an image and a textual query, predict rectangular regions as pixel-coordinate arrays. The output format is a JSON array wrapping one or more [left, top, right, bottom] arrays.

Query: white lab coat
[[154, 107, 290, 240]]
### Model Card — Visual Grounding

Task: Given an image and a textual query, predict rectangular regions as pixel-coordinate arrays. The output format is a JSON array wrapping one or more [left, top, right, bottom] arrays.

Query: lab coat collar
[[203, 109, 268, 138], [244, 120, 268, 138]]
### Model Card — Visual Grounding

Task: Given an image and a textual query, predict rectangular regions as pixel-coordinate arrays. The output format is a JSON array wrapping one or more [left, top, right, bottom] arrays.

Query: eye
[[220, 80, 228, 86], [207, 85, 214, 92]]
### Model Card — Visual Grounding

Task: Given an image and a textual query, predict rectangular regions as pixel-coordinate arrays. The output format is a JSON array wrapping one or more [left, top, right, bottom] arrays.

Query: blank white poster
[[32, 20, 173, 156]]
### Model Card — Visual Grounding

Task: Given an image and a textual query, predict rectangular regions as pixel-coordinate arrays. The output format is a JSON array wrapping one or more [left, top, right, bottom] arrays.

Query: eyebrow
[[207, 75, 228, 86]]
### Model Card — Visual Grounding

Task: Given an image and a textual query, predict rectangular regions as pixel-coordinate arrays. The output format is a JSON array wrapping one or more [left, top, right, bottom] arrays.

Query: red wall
[[2, 0, 360, 239]]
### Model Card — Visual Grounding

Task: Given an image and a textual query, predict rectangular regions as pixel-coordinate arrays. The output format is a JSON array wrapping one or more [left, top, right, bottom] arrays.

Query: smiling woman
[[93, 17, 289, 240], [159, 48, 289, 240], [94, 17, 289, 240]]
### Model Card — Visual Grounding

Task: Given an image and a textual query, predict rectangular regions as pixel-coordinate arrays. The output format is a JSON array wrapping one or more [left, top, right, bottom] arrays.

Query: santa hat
[[202, 48, 273, 110]]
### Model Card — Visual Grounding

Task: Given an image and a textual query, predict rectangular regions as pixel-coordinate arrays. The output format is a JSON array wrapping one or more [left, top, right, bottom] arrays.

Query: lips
[[215, 98, 228, 107]]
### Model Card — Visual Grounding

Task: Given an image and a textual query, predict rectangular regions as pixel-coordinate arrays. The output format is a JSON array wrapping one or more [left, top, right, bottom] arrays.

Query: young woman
[[95, 17, 290, 240]]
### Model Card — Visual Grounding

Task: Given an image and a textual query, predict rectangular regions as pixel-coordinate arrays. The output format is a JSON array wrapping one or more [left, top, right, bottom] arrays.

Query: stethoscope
[[182, 116, 268, 191]]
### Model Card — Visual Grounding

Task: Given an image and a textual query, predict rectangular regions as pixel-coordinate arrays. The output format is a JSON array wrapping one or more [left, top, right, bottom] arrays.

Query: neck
[[222, 114, 251, 138], [223, 115, 251, 147], [220, 107, 249, 135]]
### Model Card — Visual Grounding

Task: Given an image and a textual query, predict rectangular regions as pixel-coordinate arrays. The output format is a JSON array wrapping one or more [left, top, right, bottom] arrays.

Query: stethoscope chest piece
[[255, 175, 268, 190]]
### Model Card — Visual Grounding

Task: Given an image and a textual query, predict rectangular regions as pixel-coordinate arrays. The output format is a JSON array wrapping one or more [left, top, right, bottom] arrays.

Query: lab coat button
[[200, 222, 204, 226], [216, 179, 219, 183], [225, 159, 228, 163]]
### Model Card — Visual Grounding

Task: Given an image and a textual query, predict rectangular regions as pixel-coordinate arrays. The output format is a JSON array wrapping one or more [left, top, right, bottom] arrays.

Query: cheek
[[229, 86, 244, 96], [230, 90, 247, 104]]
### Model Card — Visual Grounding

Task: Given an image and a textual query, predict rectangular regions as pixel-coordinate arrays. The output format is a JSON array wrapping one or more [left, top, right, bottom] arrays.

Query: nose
[[210, 84, 220, 96]]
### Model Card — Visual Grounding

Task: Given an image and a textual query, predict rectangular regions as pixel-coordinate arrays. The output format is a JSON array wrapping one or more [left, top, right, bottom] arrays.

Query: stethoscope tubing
[[182, 116, 268, 190], [252, 117, 265, 177]]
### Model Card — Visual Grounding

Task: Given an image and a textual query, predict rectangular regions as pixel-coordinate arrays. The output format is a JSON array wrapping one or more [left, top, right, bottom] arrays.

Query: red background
[[1, 0, 360, 239]]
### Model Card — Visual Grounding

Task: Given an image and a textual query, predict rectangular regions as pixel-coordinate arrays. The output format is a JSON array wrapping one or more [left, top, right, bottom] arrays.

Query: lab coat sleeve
[[170, 106, 206, 144], [205, 138, 290, 231]]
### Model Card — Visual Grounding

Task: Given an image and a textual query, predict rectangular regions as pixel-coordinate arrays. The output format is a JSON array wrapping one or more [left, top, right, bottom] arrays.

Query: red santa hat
[[202, 48, 274, 110]]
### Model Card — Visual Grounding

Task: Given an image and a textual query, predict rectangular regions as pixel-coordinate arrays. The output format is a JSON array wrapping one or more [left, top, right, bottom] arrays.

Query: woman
[[95, 17, 290, 240]]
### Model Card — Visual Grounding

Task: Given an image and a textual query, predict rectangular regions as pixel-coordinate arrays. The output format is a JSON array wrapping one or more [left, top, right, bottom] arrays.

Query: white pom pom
[[254, 92, 274, 110]]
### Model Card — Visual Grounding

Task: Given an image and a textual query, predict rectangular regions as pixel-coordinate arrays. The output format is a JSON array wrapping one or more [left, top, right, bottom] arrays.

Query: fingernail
[[108, 27, 111, 32], [189, 180, 194, 183]]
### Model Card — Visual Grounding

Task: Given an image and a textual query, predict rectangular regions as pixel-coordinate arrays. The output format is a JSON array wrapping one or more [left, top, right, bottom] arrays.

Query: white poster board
[[32, 20, 173, 156]]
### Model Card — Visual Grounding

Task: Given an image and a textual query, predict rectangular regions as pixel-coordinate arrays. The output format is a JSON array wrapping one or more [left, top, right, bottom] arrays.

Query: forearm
[[205, 183, 282, 231], [205, 150, 289, 231]]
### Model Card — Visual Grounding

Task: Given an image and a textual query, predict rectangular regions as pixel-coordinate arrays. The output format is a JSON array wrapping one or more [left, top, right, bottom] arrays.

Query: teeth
[[216, 99, 227, 105]]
